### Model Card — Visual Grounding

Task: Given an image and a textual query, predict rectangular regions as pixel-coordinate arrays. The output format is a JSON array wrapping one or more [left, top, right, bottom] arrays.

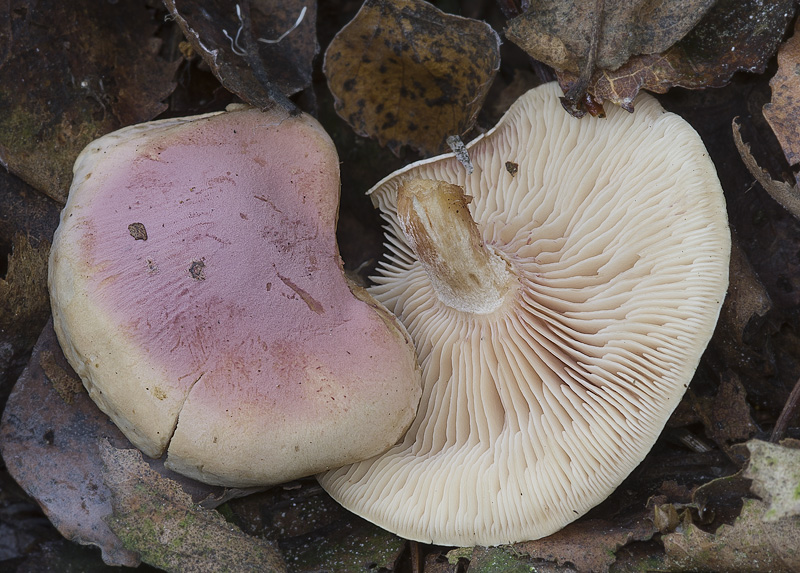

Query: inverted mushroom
[[318, 82, 730, 545], [48, 105, 421, 487]]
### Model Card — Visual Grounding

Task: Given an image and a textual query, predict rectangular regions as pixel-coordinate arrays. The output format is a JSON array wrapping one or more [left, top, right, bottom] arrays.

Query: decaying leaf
[[505, 0, 714, 75], [555, 0, 796, 112], [164, 0, 317, 112], [662, 440, 800, 572], [663, 498, 800, 572], [422, 551, 461, 573], [705, 237, 774, 401], [324, 0, 501, 156], [0, 0, 178, 202], [743, 440, 800, 522], [0, 322, 140, 567], [0, 322, 234, 567], [101, 442, 286, 573], [763, 17, 800, 171], [655, 472, 753, 535], [513, 516, 657, 573]]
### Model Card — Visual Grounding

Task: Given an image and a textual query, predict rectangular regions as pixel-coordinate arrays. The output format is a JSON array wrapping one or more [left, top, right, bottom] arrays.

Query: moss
[[467, 547, 537, 573]]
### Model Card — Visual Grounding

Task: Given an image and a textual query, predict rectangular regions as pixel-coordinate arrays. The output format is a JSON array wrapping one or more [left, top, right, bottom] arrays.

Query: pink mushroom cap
[[49, 105, 421, 487]]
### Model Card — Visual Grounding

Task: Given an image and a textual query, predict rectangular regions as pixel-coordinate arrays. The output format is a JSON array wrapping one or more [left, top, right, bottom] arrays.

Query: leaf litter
[[0, 0, 178, 203], [163, 0, 317, 113], [3, 0, 800, 571]]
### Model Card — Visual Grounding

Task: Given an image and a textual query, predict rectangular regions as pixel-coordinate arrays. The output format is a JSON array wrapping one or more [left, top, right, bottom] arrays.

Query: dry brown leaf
[[324, 0, 500, 156], [513, 516, 657, 573], [505, 0, 714, 75], [732, 17, 800, 225], [164, 0, 316, 112], [764, 17, 800, 174], [101, 442, 286, 573], [733, 118, 800, 221], [0, 0, 178, 203], [556, 0, 796, 112]]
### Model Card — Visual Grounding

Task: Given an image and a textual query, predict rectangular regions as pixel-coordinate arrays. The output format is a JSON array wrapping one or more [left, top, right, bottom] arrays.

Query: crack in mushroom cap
[[317, 82, 730, 546], [48, 106, 421, 487]]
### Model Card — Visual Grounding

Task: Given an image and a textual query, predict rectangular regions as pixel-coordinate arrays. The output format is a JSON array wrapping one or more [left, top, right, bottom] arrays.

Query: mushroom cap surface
[[49, 106, 421, 487], [318, 82, 730, 545]]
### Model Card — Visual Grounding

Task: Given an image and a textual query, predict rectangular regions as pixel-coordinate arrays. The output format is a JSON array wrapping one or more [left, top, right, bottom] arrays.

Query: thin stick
[[770, 375, 800, 442]]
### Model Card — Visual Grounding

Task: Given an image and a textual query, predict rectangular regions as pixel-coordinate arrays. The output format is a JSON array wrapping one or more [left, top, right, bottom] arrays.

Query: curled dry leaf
[[0, 0, 178, 202], [101, 442, 286, 573], [324, 0, 501, 156], [733, 118, 800, 221], [554, 0, 796, 112], [164, 0, 317, 112]]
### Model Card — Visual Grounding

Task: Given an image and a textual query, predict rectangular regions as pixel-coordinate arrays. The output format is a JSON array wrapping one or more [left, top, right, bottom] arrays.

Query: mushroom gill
[[318, 82, 730, 546]]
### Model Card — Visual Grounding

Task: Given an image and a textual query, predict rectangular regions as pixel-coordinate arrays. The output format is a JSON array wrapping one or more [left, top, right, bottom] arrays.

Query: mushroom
[[48, 105, 422, 487], [318, 82, 730, 545]]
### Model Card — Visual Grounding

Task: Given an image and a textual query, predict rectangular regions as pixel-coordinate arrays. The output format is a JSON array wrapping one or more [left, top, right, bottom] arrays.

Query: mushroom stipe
[[317, 82, 731, 546]]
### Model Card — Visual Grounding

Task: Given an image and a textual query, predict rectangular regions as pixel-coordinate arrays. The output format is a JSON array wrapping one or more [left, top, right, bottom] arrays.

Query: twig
[[770, 375, 800, 442]]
